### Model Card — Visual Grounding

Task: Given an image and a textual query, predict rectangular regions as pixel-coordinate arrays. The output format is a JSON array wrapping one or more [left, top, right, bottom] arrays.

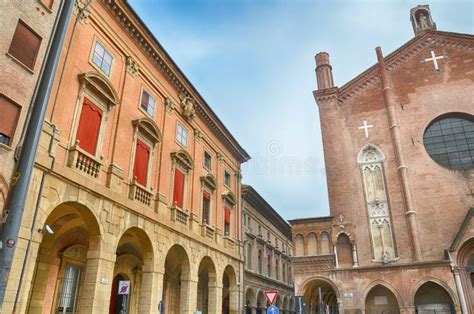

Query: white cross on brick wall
[[421, 49, 447, 71]]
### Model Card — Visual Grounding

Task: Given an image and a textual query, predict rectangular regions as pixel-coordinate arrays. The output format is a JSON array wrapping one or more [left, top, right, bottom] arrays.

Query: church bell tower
[[410, 4, 437, 36]]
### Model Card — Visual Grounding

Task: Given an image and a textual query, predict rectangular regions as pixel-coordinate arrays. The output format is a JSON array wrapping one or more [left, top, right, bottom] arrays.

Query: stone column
[[452, 266, 468, 314], [352, 242, 359, 267], [181, 277, 198, 314], [208, 281, 222, 314], [229, 285, 239, 314], [78, 245, 116, 313], [139, 270, 163, 313]]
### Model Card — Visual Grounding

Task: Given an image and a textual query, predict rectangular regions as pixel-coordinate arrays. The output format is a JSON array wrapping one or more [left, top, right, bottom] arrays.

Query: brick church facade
[[290, 5, 473, 314]]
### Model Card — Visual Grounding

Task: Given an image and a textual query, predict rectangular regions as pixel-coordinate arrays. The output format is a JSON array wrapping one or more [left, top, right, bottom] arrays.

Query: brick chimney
[[315, 52, 334, 90]]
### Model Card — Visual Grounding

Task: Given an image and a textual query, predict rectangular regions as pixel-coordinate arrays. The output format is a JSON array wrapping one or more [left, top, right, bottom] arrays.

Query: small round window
[[423, 114, 474, 170]]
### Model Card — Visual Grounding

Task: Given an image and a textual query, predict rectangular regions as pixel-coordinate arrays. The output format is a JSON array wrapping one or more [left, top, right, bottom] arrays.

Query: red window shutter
[[173, 169, 185, 208], [133, 139, 150, 186], [76, 97, 102, 155], [203, 191, 211, 200], [0, 95, 21, 145], [224, 207, 231, 224], [8, 20, 42, 70]]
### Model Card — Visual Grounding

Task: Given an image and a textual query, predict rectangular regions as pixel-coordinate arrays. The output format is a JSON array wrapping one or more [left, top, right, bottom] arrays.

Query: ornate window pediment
[[201, 173, 217, 190], [132, 117, 162, 145], [171, 149, 193, 171], [78, 71, 119, 107], [222, 191, 236, 206]]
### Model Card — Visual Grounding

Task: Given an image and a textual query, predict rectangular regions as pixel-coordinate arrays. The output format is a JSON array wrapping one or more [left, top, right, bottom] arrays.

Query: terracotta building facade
[[290, 5, 473, 314], [0, 0, 60, 232], [2, 0, 250, 313], [241, 185, 295, 313]]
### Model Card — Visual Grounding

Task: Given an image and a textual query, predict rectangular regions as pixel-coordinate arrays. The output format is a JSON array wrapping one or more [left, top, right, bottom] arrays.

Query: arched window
[[275, 259, 279, 280], [336, 234, 353, 267], [307, 233, 318, 256], [258, 250, 263, 274], [246, 244, 252, 270], [294, 234, 304, 256], [423, 113, 474, 170], [267, 255, 272, 277], [358, 144, 396, 262], [320, 231, 330, 254]]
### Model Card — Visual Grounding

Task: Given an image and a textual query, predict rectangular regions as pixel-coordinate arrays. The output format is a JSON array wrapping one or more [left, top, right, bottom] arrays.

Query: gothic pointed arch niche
[[364, 283, 401, 314], [357, 144, 397, 263]]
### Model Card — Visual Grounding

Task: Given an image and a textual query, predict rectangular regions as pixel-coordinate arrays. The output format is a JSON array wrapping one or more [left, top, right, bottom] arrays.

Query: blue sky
[[128, 0, 473, 220]]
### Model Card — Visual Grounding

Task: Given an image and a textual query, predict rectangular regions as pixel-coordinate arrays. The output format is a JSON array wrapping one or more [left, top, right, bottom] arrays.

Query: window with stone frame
[[246, 243, 252, 270], [222, 192, 235, 236], [8, 20, 42, 70], [171, 150, 193, 209], [203, 151, 212, 170], [140, 89, 156, 117], [358, 144, 396, 262], [130, 117, 161, 189], [0, 95, 20, 146], [258, 249, 263, 274], [176, 123, 188, 148], [267, 255, 272, 277], [200, 174, 216, 224], [91, 40, 113, 76], [224, 170, 231, 187]]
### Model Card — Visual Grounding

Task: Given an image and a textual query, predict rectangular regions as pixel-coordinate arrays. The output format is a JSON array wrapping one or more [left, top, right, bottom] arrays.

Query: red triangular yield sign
[[264, 290, 278, 305]]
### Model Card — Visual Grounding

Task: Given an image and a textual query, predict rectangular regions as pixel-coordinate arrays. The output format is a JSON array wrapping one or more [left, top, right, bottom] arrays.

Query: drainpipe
[[0, 0, 76, 308]]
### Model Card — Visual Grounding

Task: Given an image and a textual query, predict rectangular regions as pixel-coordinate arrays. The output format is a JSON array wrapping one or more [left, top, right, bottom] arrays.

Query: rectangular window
[[92, 41, 113, 76], [202, 191, 211, 223], [133, 139, 150, 186], [173, 169, 185, 208], [75, 97, 102, 155], [203, 151, 211, 170], [140, 90, 155, 117], [224, 170, 231, 187], [57, 264, 82, 313], [8, 20, 42, 70], [224, 207, 231, 235], [0, 95, 21, 146], [176, 123, 187, 147]]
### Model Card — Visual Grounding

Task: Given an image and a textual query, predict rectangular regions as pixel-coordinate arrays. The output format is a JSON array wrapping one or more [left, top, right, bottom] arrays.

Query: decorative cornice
[[336, 31, 474, 104], [241, 184, 292, 240], [100, 0, 250, 163]]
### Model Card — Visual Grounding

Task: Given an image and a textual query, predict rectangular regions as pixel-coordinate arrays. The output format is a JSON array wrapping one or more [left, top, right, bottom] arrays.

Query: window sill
[[129, 179, 153, 207], [6, 53, 35, 74], [0, 143, 13, 152]]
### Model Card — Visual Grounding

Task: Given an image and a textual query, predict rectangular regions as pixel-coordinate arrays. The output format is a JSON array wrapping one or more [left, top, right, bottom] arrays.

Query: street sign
[[264, 290, 278, 305], [118, 280, 130, 295], [267, 305, 279, 314]]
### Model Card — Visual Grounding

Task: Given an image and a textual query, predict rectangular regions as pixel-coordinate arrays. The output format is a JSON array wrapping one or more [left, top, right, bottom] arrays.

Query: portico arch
[[196, 256, 217, 314], [300, 276, 339, 314], [109, 227, 154, 313], [27, 202, 102, 313], [222, 265, 238, 314], [245, 288, 256, 314], [162, 244, 191, 314]]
